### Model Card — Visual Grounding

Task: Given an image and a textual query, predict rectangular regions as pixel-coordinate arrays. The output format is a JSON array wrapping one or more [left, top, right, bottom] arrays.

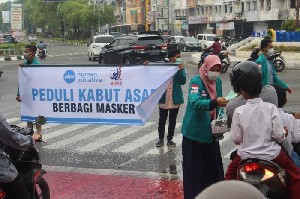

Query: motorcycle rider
[[204, 37, 221, 56], [256, 38, 293, 93], [226, 61, 278, 127], [37, 40, 46, 58], [273, 84, 300, 168], [225, 70, 300, 199], [0, 114, 42, 199]]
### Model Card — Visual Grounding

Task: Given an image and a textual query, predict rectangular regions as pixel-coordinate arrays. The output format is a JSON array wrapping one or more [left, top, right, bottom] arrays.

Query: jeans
[[158, 107, 179, 141]]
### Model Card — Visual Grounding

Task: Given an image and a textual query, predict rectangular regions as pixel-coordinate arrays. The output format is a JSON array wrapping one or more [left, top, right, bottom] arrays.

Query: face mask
[[175, 58, 182, 64], [266, 48, 274, 56], [207, 71, 220, 80], [24, 53, 31, 60]]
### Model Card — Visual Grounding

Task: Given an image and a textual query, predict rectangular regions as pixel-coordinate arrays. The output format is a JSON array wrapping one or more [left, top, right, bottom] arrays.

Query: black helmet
[[214, 37, 220, 42], [229, 61, 261, 93], [40, 40, 43, 43]]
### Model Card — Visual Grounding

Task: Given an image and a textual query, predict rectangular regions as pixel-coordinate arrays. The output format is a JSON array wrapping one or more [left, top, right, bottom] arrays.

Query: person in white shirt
[[225, 72, 300, 199], [273, 84, 300, 168]]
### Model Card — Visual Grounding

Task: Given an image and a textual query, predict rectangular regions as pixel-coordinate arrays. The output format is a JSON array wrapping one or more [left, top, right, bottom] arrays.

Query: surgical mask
[[24, 53, 31, 60], [175, 58, 182, 64], [207, 71, 220, 80], [266, 48, 274, 56]]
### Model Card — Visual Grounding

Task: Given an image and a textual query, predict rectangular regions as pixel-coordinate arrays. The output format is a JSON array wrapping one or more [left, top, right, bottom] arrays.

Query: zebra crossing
[[6, 117, 235, 158]]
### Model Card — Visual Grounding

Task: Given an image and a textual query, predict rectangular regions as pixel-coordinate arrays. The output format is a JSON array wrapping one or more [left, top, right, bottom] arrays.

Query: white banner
[[18, 64, 179, 126], [2, 11, 9, 23]]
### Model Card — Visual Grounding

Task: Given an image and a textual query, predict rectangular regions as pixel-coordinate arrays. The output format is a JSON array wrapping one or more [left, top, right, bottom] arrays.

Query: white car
[[28, 34, 37, 42], [88, 35, 114, 61], [197, 33, 217, 49]]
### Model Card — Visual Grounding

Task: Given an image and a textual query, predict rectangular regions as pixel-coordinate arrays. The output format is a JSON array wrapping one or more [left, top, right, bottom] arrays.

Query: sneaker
[[156, 140, 164, 147], [167, 140, 176, 147]]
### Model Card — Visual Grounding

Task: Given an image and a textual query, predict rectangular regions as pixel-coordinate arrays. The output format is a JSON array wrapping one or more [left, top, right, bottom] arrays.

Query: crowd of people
[[160, 36, 300, 199], [1, 36, 300, 198]]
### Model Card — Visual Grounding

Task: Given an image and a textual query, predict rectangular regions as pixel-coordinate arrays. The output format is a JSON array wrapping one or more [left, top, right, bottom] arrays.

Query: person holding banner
[[16, 45, 42, 135], [156, 49, 186, 147], [181, 55, 228, 199]]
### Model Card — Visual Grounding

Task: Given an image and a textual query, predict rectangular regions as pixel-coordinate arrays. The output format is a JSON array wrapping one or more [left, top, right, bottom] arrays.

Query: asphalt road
[[0, 42, 299, 198]]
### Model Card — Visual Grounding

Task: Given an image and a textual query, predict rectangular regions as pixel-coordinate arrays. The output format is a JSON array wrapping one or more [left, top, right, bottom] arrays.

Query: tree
[[281, 19, 296, 31]]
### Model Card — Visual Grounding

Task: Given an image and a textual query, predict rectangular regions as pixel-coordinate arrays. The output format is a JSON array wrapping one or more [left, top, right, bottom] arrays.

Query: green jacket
[[256, 54, 288, 89], [17, 58, 41, 96], [158, 68, 186, 105], [23, 58, 41, 65], [181, 75, 223, 143]]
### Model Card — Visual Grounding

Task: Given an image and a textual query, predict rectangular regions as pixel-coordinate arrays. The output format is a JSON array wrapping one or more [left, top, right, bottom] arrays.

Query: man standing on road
[[256, 38, 293, 93], [16, 45, 42, 134]]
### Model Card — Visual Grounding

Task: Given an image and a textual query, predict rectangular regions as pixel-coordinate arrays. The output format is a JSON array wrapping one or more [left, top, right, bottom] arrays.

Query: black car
[[99, 34, 168, 64]]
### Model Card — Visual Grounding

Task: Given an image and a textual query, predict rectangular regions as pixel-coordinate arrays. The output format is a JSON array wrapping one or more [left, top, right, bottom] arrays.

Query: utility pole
[[296, 0, 300, 30], [145, 0, 149, 31]]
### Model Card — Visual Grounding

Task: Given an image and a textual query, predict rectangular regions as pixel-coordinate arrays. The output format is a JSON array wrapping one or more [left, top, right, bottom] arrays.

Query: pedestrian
[[16, 45, 42, 134], [256, 38, 293, 93], [225, 71, 300, 199], [181, 55, 229, 199], [195, 180, 265, 199], [155, 49, 186, 147], [0, 113, 42, 199]]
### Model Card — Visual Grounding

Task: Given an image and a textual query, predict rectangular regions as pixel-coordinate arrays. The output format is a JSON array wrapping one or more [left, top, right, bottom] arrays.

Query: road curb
[[191, 53, 300, 70], [0, 56, 24, 62]]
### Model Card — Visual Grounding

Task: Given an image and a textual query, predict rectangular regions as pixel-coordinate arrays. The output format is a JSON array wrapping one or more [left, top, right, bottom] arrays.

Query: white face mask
[[267, 48, 274, 56], [175, 58, 182, 64], [207, 71, 220, 80]]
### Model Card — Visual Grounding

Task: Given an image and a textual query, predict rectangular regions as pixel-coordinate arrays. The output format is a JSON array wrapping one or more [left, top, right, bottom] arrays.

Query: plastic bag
[[211, 108, 229, 141]]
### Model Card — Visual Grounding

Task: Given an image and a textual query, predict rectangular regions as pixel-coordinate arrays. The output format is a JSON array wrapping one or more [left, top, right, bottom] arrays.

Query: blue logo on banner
[[64, 70, 75, 83]]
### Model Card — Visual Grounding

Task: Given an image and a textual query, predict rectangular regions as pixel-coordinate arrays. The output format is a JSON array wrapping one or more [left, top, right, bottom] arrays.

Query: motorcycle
[[38, 49, 46, 60], [198, 49, 230, 73], [234, 48, 285, 72], [0, 116, 50, 199], [238, 158, 288, 198], [268, 51, 286, 72]]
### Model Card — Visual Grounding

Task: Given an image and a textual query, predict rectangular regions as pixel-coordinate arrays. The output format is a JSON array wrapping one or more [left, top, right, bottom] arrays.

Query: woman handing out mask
[[181, 55, 228, 199]]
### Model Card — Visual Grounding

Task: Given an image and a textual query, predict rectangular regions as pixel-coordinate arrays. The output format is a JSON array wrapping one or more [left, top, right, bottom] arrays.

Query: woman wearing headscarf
[[181, 55, 229, 199]]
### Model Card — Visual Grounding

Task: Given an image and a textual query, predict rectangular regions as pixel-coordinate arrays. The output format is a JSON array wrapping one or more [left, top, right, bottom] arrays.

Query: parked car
[[98, 34, 168, 64], [88, 35, 114, 61], [197, 33, 217, 49], [178, 37, 201, 52], [172, 35, 185, 44], [0, 38, 9, 44], [28, 34, 37, 42]]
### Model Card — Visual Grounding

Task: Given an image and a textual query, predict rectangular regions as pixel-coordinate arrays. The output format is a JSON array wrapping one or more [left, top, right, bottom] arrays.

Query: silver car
[[28, 34, 37, 42]]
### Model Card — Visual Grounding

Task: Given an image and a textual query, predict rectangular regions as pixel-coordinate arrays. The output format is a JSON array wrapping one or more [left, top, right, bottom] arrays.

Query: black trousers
[[0, 174, 30, 199], [158, 107, 179, 141], [182, 136, 224, 199]]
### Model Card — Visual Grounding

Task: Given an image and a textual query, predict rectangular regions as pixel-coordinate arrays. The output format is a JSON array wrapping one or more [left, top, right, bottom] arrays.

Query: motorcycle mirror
[[36, 115, 47, 125]]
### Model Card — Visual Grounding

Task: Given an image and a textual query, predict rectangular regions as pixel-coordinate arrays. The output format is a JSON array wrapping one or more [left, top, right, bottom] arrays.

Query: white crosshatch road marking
[[44, 125, 117, 150], [77, 122, 155, 152], [4, 117, 234, 157]]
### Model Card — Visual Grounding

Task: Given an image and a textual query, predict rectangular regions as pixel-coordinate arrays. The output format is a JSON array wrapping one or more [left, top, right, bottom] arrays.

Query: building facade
[[113, 0, 296, 37], [187, 0, 296, 37]]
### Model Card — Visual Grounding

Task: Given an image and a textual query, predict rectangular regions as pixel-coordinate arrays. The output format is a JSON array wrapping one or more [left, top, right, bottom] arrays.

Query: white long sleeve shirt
[[278, 108, 300, 155], [230, 98, 286, 160]]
